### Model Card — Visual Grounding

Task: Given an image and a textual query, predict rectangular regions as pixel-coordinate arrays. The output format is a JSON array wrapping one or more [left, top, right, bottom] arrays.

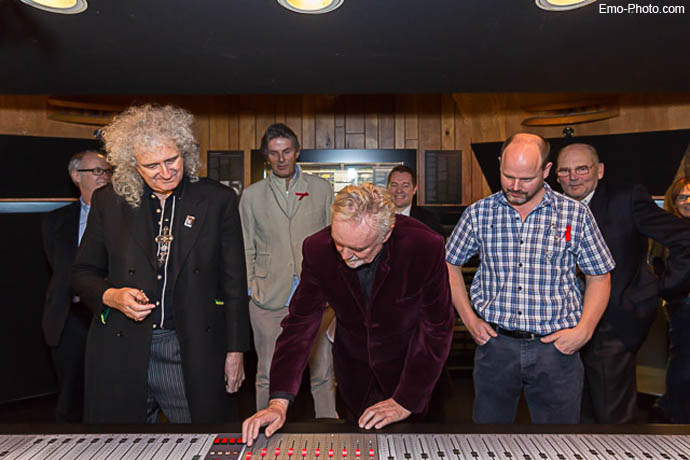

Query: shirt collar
[[79, 197, 90, 211], [493, 182, 556, 211], [143, 175, 187, 201], [581, 189, 596, 207], [269, 166, 301, 190], [397, 205, 412, 216]]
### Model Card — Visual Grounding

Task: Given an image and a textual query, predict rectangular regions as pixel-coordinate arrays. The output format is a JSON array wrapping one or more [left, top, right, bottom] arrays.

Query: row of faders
[[0, 433, 219, 460], [375, 434, 690, 460], [236, 434, 378, 460], [2, 433, 690, 460]]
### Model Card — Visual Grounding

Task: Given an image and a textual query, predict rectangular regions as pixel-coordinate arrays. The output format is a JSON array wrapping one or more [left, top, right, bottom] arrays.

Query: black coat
[[410, 205, 445, 237], [71, 178, 250, 423], [42, 201, 81, 347], [589, 183, 690, 350]]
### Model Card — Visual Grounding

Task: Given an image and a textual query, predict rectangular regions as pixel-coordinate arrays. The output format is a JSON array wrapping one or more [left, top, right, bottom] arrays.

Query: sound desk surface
[[1, 426, 690, 460]]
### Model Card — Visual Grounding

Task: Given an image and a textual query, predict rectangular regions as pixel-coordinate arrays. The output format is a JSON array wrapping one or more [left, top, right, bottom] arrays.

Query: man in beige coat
[[239, 123, 337, 418]]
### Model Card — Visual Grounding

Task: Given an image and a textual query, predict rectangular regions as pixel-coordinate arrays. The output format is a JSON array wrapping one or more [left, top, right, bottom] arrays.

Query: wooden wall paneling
[[394, 95, 406, 149], [227, 96, 240, 150], [345, 95, 365, 149], [238, 96, 256, 187], [284, 95, 303, 143], [254, 95, 276, 148], [334, 96, 345, 149], [453, 103, 473, 205], [302, 95, 316, 149], [378, 95, 395, 149], [441, 94, 456, 151], [209, 98, 231, 150], [0, 95, 95, 139], [192, 109, 210, 176], [364, 96, 381, 149], [403, 95, 418, 150], [418, 95, 442, 150], [315, 95, 336, 149], [345, 134, 365, 149], [417, 95, 442, 203], [345, 95, 365, 133], [275, 95, 287, 125]]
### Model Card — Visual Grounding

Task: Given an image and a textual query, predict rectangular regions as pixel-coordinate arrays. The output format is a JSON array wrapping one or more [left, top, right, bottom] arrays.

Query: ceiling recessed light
[[535, 0, 598, 11], [277, 0, 344, 14], [20, 0, 88, 14]]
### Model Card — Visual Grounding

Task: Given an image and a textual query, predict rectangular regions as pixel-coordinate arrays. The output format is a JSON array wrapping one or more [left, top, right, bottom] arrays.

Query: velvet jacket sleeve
[[391, 235, 455, 413]]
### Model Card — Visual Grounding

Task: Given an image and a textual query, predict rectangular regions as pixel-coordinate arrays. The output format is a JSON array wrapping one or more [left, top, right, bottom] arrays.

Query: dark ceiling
[[1, 0, 689, 94]]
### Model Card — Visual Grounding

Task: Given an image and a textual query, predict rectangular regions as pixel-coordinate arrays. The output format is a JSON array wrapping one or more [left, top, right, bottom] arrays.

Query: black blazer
[[410, 205, 445, 237], [589, 183, 690, 350], [71, 178, 250, 423], [42, 201, 81, 347]]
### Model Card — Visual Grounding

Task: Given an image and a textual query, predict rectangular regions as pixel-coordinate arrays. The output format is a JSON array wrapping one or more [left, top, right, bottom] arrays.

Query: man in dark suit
[[42, 150, 111, 422], [72, 104, 249, 423], [242, 183, 454, 444], [556, 143, 690, 423], [387, 165, 445, 237]]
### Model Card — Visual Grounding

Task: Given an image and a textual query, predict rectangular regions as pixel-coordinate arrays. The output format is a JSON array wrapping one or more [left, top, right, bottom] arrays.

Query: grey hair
[[331, 183, 396, 239], [67, 150, 103, 175], [100, 104, 201, 207]]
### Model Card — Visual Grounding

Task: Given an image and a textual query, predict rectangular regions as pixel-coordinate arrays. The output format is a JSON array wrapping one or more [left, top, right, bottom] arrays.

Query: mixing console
[[1, 432, 689, 460]]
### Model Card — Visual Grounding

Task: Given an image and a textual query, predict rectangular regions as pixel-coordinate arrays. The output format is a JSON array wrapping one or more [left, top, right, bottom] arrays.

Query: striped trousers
[[145, 329, 191, 423]]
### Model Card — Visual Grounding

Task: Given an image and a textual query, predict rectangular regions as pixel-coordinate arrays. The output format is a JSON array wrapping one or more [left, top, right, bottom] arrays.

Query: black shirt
[[144, 179, 186, 330]]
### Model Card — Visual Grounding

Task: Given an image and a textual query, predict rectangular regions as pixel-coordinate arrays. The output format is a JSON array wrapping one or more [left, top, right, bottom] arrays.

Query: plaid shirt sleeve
[[576, 206, 616, 276], [445, 206, 480, 266]]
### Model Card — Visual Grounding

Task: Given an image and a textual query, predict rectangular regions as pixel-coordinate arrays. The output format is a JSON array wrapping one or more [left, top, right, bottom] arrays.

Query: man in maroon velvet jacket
[[242, 183, 455, 444]]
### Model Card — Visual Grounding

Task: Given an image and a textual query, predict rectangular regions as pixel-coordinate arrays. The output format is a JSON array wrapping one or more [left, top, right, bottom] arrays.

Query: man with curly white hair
[[72, 104, 249, 424], [242, 183, 455, 444]]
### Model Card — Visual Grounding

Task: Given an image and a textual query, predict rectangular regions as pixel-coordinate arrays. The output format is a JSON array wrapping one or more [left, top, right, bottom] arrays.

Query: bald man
[[446, 133, 615, 424], [556, 143, 690, 423]]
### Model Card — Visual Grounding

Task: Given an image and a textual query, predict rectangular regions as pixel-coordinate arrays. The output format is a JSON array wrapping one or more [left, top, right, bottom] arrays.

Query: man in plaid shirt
[[446, 133, 615, 424]]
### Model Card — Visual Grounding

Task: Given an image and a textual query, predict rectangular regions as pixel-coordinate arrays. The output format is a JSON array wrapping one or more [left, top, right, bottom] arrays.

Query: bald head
[[555, 143, 604, 201], [499, 133, 552, 211], [501, 133, 551, 168]]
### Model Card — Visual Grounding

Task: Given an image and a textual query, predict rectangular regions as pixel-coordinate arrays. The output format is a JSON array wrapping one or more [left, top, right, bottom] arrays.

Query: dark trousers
[[580, 319, 639, 423], [659, 302, 690, 423], [50, 308, 90, 423], [145, 329, 191, 423], [472, 334, 583, 424]]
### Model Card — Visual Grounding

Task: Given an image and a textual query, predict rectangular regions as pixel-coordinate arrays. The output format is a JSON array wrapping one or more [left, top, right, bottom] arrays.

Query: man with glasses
[[556, 142, 690, 423], [42, 150, 111, 422], [446, 133, 615, 424]]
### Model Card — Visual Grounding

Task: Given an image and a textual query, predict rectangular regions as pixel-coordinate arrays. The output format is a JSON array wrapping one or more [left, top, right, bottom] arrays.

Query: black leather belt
[[489, 323, 543, 340]]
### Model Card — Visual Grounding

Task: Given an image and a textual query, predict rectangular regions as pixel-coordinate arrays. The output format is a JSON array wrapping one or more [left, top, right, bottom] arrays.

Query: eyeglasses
[[676, 194, 690, 202], [78, 167, 113, 177], [556, 164, 594, 177]]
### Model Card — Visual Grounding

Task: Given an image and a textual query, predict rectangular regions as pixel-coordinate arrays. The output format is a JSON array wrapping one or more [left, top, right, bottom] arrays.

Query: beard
[[503, 187, 538, 206], [344, 256, 366, 269]]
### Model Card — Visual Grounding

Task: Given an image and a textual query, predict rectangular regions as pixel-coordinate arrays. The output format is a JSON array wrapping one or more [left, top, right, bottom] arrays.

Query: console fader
[[1, 433, 689, 460]]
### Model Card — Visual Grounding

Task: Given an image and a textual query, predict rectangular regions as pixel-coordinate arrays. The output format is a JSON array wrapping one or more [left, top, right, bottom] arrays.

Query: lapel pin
[[296, 192, 309, 201], [184, 215, 196, 228]]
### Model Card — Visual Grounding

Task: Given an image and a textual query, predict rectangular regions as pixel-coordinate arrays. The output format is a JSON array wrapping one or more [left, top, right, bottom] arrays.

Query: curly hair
[[100, 104, 201, 207], [331, 183, 396, 239], [664, 176, 690, 217]]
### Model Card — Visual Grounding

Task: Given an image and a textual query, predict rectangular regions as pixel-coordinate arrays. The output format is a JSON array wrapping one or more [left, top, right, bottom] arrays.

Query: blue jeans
[[473, 334, 584, 424]]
